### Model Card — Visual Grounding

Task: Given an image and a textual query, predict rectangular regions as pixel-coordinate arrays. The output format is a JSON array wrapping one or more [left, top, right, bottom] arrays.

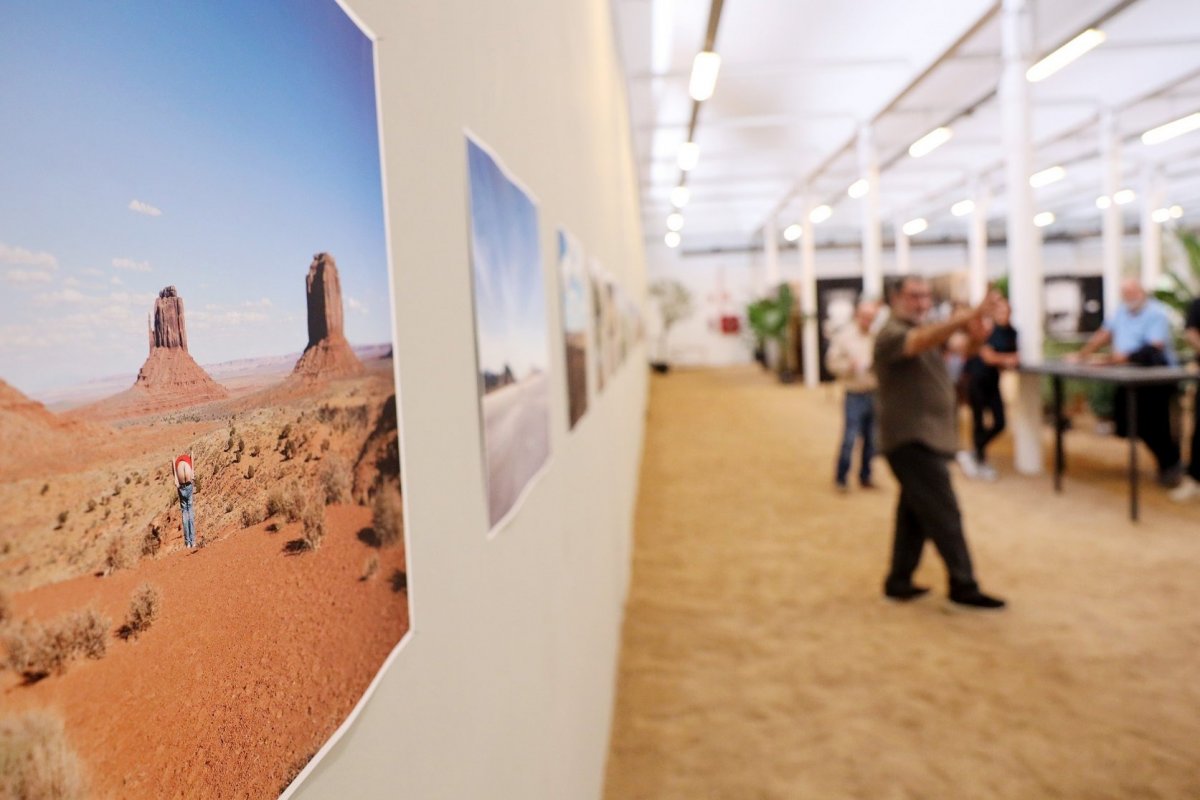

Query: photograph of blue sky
[[558, 230, 588, 336], [0, 0, 391, 397], [467, 138, 549, 381]]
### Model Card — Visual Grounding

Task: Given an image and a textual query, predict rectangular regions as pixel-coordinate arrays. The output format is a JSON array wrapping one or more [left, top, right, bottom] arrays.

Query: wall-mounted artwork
[[465, 136, 551, 531], [0, 4, 409, 798], [557, 230, 589, 429], [590, 261, 609, 393]]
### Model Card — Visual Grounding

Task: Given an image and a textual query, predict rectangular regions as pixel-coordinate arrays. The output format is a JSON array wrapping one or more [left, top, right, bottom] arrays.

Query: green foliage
[[746, 283, 794, 342], [648, 279, 693, 330]]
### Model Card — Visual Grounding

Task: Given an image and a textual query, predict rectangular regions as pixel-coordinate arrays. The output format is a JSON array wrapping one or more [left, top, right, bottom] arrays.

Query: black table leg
[[1128, 385, 1139, 522], [1054, 376, 1064, 492]]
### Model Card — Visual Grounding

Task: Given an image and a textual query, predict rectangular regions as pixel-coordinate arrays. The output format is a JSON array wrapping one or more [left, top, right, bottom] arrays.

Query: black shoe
[[947, 588, 1006, 610], [1158, 464, 1184, 489], [884, 583, 930, 602]]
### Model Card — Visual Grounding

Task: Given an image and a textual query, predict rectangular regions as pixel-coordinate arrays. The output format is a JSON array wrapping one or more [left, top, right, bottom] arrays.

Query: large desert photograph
[[0, 4, 409, 798], [466, 137, 552, 531]]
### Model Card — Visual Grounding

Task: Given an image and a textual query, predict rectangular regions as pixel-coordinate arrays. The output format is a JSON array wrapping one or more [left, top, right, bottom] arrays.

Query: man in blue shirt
[[1074, 278, 1183, 487]]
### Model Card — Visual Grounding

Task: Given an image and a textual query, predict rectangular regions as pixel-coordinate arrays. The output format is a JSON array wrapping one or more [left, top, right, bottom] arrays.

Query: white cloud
[[112, 257, 151, 272], [346, 296, 368, 315], [111, 275, 123, 285], [81, 267, 105, 277], [34, 288, 89, 305], [128, 199, 163, 217], [242, 297, 272, 308], [63, 277, 81, 287], [0, 242, 58, 270], [190, 308, 270, 329], [5, 269, 54, 285]]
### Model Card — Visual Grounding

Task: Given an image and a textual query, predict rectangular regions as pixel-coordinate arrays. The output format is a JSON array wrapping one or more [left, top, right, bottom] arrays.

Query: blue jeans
[[836, 391, 876, 485], [181, 503, 195, 548]]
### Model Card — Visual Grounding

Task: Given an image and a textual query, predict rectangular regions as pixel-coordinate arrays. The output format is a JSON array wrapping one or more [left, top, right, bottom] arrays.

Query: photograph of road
[[0, 4, 409, 798], [557, 229, 590, 429], [465, 136, 551, 530]]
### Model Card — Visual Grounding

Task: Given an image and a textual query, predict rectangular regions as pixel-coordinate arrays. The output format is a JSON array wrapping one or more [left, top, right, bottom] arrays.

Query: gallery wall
[[295, 1, 647, 798], [647, 234, 1152, 368]]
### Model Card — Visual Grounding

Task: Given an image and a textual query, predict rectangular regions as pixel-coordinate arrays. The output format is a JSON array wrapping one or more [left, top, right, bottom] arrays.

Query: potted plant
[[648, 279, 693, 374], [747, 283, 796, 383]]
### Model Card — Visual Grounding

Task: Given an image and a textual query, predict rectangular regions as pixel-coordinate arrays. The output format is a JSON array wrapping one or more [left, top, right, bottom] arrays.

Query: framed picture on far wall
[[464, 134, 552, 533], [556, 229, 589, 429]]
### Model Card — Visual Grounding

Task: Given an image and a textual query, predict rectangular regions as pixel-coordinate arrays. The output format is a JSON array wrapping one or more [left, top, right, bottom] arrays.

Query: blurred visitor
[[826, 300, 879, 492], [1171, 296, 1200, 502], [1071, 278, 1182, 488], [873, 276, 1006, 611], [959, 296, 1019, 481]]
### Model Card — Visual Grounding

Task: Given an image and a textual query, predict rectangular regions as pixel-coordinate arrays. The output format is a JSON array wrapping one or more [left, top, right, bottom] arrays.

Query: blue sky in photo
[[0, 0, 391, 397], [557, 230, 588, 335], [467, 138, 549, 380]]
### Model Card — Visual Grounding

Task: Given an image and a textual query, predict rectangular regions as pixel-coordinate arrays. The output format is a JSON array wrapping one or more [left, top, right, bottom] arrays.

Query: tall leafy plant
[[747, 283, 796, 381], [648, 279, 693, 369], [1153, 228, 1200, 361]]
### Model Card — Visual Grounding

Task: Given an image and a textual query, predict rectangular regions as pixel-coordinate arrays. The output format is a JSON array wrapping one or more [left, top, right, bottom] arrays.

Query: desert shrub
[[118, 584, 160, 641], [361, 555, 379, 581], [4, 609, 110, 680], [266, 482, 304, 522], [224, 502, 233, 514], [192, 475, 203, 494], [0, 711, 87, 800], [320, 457, 352, 504], [39, 483, 49, 496], [237, 438, 245, 454], [371, 487, 404, 548], [123, 475, 131, 485], [320, 438, 331, 453], [140, 526, 163, 558], [245, 464, 256, 480], [85, 499, 96, 513], [300, 500, 325, 552], [279, 423, 292, 440], [281, 439, 297, 461], [104, 535, 131, 575], [241, 505, 265, 527], [0, 591, 11, 626], [112, 484, 121, 497], [249, 445, 260, 458], [55, 511, 68, 528]]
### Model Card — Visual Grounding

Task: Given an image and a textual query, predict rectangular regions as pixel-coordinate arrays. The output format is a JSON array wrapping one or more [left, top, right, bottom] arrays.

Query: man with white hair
[[1073, 278, 1183, 488], [826, 300, 879, 491]]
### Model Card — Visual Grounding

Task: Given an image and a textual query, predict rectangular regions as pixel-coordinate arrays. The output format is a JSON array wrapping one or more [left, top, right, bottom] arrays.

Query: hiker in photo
[[173, 455, 197, 549]]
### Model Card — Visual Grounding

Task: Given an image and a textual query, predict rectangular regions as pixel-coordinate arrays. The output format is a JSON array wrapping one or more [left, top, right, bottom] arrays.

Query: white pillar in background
[[764, 219, 780, 295], [1000, 0, 1043, 475], [1141, 163, 1164, 288], [859, 124, 884, 300], [1100, 111, 1124, 319], [894, 219, 911, 275], [968, 182, 991, 304], [800, 197, 819, 388]]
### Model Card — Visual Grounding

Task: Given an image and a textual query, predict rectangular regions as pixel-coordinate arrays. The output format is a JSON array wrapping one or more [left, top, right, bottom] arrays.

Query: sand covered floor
[[605, 366, 1200, 800]]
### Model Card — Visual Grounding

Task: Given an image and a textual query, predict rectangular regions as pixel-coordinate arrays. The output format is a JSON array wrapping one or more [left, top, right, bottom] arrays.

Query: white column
[[1100, 111, 1123, 319], [968, 182, 990, 304], [1141, 163, 1164, 288], [800, 197, 819, 388], [1000, 0, 1043, 475], [859, 124, 884, 300], [764, 219, 780, 295], [894, 218, 911, 275]]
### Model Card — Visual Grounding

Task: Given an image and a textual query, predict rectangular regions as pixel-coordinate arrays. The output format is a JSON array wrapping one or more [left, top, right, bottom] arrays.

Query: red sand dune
[[3, 504, 409, 799]]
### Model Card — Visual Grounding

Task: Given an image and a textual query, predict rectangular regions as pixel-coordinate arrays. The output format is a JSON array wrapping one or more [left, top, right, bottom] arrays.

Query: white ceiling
[[613, 0, 1200, 252]]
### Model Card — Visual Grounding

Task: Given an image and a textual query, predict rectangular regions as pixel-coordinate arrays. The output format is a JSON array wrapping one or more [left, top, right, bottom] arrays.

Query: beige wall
[[293, 1, 648, 797]]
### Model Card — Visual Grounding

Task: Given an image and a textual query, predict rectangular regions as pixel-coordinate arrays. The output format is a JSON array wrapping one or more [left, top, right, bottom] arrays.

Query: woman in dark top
[[961, 298, 1019, 480]]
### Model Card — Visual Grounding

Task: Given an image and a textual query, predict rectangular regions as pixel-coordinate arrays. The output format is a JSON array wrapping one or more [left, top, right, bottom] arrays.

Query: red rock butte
[[77, 286, 228, 420], [291, 253, 364, 381]]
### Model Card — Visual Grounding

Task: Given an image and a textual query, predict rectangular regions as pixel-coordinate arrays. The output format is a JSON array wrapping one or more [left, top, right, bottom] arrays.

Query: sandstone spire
[[292, 253, 363, 381]]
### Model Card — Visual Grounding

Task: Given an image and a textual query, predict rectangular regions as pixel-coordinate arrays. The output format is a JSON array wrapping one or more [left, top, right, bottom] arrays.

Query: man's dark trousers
[[884, 442, 977, 591]]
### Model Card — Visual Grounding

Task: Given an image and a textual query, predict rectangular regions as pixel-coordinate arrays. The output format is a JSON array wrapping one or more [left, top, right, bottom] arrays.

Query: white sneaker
[[1170, 476, 1199, 503], [956, 450, 979, 479], [977, 463, 998, 482]]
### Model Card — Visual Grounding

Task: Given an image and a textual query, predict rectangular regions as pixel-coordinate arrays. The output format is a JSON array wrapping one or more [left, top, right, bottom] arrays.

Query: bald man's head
[[1121, 278, 1147, 311]]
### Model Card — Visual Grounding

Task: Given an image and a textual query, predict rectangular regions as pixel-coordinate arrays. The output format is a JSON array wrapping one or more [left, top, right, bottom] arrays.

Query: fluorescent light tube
[[1142, 112, 1200, 145], [689, 51, 721, 102], [1029, 166, 1066, 188], [783, 223, 802, 242], [1026, 28, 1106, 83], [1113, 189, 1136, 205], [902, 218, 928, 236], [808, 205, 832, 224], [951, 199, 975, 217], [847, 179, 869, 199], [1034, 211, 1055, 228], [908, 127, 953, 158]]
